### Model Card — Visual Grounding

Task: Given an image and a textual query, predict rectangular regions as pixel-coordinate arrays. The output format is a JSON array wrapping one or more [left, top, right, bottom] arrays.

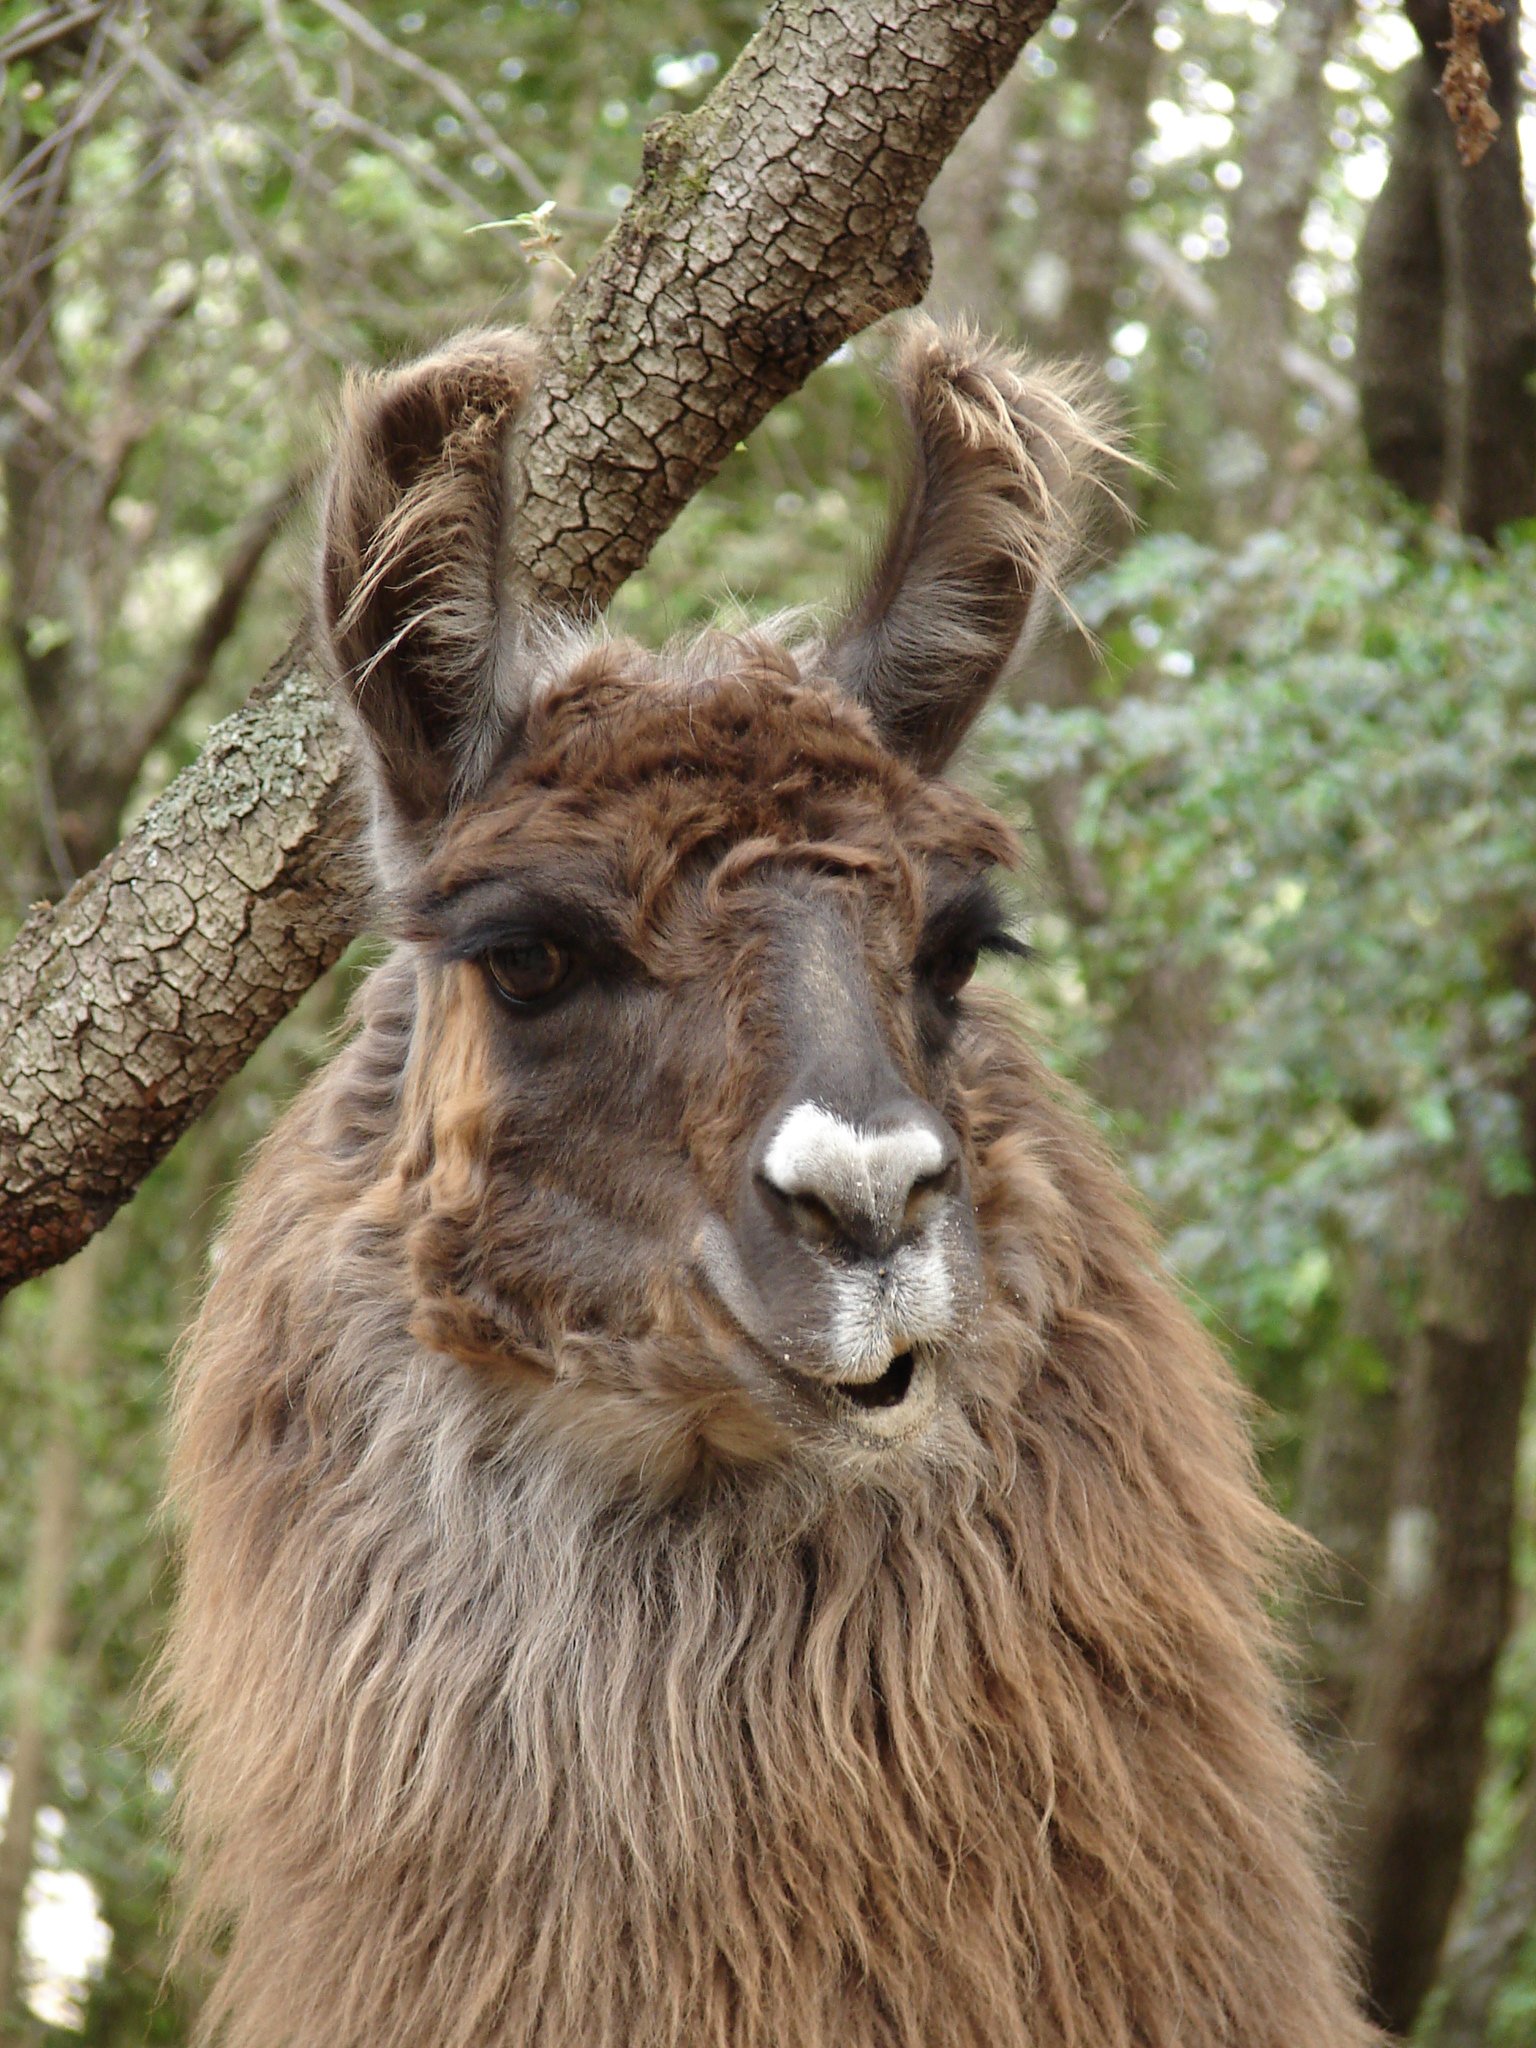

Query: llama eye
[[482, 938, 572, 1007], [924, 942, 982, 1003]]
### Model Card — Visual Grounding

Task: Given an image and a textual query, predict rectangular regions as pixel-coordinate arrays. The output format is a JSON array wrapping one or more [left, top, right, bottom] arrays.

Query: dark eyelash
[[431, 914, 629, 972], [919, 876, 1030, 968], [438, 922, 567, 965], [977, 928, 1033, 964]]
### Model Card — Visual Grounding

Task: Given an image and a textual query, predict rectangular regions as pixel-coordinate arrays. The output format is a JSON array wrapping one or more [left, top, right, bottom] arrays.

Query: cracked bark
[[0, 0, 1061, 1294], [0, 655, 362, 1287]]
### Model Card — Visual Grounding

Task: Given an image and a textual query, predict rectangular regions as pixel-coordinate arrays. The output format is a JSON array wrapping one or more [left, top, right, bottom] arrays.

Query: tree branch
[[0, 31, 134, 337], [0, 657, 363, 1288], [0, 5, 109, 70], [0, 0, 1061, 1292]]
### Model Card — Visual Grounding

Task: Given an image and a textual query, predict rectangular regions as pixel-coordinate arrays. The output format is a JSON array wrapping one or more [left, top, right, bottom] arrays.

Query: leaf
[[1409, 1092, 1457, 1146], [24, 615, 73, 659]]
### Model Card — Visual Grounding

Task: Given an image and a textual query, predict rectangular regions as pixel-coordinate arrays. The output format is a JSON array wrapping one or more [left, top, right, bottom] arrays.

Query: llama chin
[[163, 319, 1383, 2048]]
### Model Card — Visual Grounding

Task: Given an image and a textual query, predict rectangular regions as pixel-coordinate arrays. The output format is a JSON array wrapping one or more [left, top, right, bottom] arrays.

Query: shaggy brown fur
[[165, 322, 1380, 2047]]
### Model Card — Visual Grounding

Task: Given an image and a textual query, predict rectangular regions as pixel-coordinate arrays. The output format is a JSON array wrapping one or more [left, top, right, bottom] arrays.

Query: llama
[[165, 321, 1381, 2048]]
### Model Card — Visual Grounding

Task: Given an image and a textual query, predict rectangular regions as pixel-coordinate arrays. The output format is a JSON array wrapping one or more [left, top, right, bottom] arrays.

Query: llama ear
[[319, 329, 540, 857], [825, 321, 1115, 773]]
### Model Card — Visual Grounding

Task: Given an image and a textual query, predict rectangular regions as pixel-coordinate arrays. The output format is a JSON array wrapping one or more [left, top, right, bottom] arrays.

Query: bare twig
[[0, 2, 108, 69], [309, 0, 608, 223], [0, 21, 134, 223], [0, 121, 182, 317], [152, 0, 258, 79], [2, 2, 266, 307], [0, 7, 129, 409], [6, 377, 92, 460], [104, 20, 328, 353], [15, 685, 79, 896], [260, 0, 525, 255]]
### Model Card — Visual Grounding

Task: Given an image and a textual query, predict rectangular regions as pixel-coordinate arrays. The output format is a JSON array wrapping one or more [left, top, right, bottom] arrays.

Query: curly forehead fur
[[428, 641, 1019, 894], [163, 321, 1380, 2048]]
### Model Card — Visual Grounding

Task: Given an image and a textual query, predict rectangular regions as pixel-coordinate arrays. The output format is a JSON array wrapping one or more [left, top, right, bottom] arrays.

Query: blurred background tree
[[2, 0, 1535, 2039]]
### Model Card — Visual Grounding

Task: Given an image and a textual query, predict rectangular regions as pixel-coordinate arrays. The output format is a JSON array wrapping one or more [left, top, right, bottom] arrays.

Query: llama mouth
[[833, 1349, 916, 1410], [810, 1347, 939, 1440]]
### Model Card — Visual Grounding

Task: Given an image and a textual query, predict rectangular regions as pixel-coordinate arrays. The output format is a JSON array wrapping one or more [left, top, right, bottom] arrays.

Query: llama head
[[317, 321, 1109, 1488]]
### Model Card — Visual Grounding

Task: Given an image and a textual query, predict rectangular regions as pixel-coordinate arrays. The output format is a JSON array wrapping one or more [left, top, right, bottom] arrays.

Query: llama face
[[317, 321, 1108, 1479], [391, 654, 1023, 1462]]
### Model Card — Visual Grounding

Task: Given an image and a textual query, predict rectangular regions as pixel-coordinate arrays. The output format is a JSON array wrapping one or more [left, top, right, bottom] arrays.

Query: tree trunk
[[1356, 0, 1536, 536], [1290, 1240, 1404, 1773], [1342, 930, 1536, 2037], [985, 0, 1154, 957], [1209, 0, 1353, 529], [0, 0, 1068, 1298], [1017, 0, 1158, 362], [0, 1234, 103, 2022], [1430, 1767, 1536, 2048], [1355, 58, 1447, 507], [1334, 22, 1536, 2030], [1434, 0, 1536, 537]]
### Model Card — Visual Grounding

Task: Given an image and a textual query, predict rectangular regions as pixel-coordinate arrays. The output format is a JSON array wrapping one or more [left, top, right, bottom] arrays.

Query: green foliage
[[985, 497, 1536, 1423]]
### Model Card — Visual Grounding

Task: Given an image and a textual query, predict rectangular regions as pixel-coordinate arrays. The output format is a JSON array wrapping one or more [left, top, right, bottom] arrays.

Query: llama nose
[[757, 1101, 960, 1259]]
